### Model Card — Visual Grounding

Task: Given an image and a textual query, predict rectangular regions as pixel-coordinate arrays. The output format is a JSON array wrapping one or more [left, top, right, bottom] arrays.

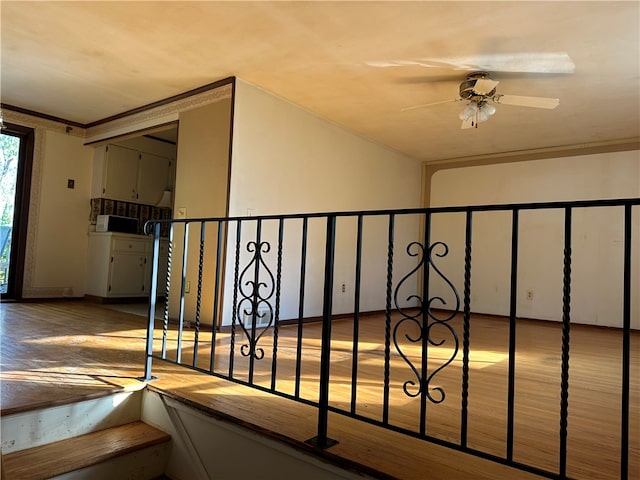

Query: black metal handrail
[[143, 197, 639, 480]]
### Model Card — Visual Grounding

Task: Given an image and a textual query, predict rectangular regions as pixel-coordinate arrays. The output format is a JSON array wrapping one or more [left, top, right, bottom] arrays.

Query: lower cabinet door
[[109, 253, 146, 296]]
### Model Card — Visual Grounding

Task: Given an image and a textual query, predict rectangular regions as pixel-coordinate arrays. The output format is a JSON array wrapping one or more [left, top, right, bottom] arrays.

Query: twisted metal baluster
[[192, 221, 205, 368], [461, 211, 473, 447], [382, 214, 394, 425], [559, 207, 572, 477], [161, 223, 174, 359], [229, 219, 242, 377], [271, 219, 284, 391]]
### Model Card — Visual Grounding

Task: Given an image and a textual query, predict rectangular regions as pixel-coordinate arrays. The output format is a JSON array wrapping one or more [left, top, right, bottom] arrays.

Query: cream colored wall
[[428, 150, 640, 329], [169, 99, 232, 321], [218, 80, 423, 324], [28, 130, 93, 297], [142, 391, 371, 480], [174, 100, 232, 219], [229, 80, 420, 216]]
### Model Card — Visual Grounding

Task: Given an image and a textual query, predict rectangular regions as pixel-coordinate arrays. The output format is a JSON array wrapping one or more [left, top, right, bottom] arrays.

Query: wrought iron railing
[[143, 198, 639, 480]]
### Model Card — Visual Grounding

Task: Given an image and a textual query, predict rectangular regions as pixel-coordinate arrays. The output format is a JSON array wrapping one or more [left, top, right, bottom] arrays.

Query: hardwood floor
[[0, 301, 147, 415], [1, 301, 638, 480]]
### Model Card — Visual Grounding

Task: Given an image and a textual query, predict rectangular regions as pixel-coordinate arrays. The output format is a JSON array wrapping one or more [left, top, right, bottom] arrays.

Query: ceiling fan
[[402, 72, 560, 129]]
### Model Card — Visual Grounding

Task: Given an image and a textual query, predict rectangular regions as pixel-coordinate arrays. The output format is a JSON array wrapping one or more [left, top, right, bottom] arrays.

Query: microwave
[[96, 215, 139, 234]]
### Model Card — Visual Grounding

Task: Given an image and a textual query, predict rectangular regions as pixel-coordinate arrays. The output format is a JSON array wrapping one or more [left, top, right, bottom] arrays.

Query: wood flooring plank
[[1, 301, 637, 480], [0, 302, 148, 414]]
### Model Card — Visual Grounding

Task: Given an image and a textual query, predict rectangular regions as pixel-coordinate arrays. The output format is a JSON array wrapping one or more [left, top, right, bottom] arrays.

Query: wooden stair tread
[[2, 421, 170, 480]]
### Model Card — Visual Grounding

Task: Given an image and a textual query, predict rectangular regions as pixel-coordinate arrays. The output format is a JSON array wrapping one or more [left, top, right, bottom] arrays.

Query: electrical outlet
[[185, 281, 190, 294], [176, 207, 187, 219], [341, 283, 346, 293], [526, 290, 533, 301]]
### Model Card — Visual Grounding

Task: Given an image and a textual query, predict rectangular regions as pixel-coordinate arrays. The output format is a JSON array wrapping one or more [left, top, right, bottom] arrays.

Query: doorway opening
[[0, 123, 34, 299]]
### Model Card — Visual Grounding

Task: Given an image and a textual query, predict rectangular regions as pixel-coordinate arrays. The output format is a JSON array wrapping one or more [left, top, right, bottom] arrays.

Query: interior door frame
[[2, 122, 34, 300]]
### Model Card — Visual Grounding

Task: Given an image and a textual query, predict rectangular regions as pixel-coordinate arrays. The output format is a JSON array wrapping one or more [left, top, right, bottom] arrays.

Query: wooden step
[[2, 421, 170, 480], [1, 390, 144, 455]]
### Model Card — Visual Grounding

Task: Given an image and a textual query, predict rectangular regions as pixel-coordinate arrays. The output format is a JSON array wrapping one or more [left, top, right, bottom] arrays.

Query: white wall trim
[[424, 137, 640, 167], [84, 83, 233, 144]]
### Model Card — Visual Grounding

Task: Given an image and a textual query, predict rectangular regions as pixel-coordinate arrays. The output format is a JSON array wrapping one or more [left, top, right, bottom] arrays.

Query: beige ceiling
[[1, 1, 639, 163]]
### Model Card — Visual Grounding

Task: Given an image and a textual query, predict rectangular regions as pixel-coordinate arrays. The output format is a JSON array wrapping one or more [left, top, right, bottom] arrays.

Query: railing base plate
[[305, 436, 339, 449]]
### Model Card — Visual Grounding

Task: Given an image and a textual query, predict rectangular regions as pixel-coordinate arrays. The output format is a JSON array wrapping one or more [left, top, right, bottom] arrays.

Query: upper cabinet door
[[103, 145, 139, 201], [137, 153, 171, 205]]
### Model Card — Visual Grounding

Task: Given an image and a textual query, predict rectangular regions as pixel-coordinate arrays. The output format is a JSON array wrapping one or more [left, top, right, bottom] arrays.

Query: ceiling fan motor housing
[[459, 72, 497, 100]]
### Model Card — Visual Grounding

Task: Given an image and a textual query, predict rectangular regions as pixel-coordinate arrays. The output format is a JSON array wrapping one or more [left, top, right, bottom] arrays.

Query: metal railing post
[[506, 208, 519, 461], [306, 214, 338, 449], [620, 204, 632, 480], [143, 221, 161, 381], [176, 222, 190, 363], [295, 217, 309, 398]]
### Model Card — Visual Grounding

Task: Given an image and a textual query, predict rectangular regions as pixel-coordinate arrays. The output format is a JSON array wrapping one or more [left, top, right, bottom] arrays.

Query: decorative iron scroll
[[235, 240, 275, 360], [393, 241, 460, 403]]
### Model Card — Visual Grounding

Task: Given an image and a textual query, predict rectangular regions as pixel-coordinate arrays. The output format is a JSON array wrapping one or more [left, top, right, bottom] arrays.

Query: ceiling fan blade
[[461, 116, 476, 129], [473, 78, 499, 95], [493, 94, 559, 109], [366, 53, 575, 74], [401, 98, 459, 112]]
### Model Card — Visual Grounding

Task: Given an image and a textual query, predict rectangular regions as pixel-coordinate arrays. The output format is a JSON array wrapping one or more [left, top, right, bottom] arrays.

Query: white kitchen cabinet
[[86, 232, 168, 299], [92, 144, 172, 205], [86, 233, 147, 298], [100, 145, 140, 201], [142, 237, 170, 296]]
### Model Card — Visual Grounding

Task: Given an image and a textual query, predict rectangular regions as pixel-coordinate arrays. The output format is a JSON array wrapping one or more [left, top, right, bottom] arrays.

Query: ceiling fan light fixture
[[459, 102, 478, 121], [479, 102, 496, 116]]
